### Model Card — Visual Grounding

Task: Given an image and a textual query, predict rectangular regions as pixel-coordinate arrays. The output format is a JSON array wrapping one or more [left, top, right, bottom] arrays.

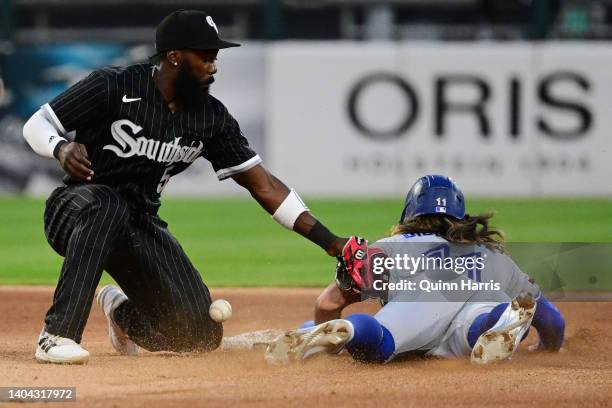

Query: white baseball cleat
[[471, 292, 537, 364], [35, 329, 90, 364], [96, 285, 139, 356], [264, 319, 353, 365]]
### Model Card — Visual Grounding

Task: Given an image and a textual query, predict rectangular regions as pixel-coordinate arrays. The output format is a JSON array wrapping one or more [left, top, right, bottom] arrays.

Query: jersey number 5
[[157, 165, 175, 194]]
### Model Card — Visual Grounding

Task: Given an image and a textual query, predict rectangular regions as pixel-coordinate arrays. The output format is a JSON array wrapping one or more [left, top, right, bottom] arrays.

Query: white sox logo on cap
[[156, 10, 239, 51], [206, 16, 218, 34]]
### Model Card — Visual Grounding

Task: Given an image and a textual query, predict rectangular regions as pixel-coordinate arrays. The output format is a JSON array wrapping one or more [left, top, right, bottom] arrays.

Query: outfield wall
[[267, 43, 610, 197], [1, 42, 610, 197]]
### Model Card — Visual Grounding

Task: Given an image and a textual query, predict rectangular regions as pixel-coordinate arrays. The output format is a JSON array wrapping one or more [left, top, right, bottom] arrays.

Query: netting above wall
[[6, 0, 612, 42]]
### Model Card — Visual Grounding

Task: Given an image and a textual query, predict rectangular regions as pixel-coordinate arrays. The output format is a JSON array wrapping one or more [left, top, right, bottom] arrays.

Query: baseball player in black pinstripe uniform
[[23, 10, 359, 364]]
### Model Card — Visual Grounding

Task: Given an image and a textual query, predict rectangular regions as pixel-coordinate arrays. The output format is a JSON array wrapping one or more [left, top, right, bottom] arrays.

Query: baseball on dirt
[[209, 299, 232, 322]]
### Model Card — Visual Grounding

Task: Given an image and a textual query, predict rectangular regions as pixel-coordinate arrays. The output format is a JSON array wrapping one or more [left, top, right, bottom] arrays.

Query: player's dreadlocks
[[391, 213, 505, 252]]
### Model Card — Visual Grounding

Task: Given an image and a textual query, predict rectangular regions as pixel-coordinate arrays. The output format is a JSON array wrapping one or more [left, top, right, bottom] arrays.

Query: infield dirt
[[1, 287, 611, 407]]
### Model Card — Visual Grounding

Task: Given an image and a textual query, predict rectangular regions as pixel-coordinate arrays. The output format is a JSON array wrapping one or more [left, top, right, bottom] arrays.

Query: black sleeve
[[44, 70, 111, 134], [202, 103, 262, 180]]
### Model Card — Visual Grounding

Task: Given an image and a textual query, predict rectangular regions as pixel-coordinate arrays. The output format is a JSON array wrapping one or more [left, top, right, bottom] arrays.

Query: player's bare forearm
[[314, 282, 361, 324], [232, 164, 289, 212], [232, 165, 347, 256]]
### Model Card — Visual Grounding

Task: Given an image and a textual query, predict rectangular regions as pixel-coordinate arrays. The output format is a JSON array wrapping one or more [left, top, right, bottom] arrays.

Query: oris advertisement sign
[[267, 43, 609, 196]]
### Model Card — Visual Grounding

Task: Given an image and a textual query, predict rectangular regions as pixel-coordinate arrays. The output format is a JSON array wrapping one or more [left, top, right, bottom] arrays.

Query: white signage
[[267, 43, 611, 197]]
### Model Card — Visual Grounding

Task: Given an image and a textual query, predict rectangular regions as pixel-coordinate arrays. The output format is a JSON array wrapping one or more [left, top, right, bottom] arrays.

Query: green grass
[[0, 197, 611, 286]]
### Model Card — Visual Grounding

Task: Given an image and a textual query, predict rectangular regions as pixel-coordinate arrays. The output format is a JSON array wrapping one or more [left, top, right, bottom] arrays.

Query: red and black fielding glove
[[335, 236, 369, 292]]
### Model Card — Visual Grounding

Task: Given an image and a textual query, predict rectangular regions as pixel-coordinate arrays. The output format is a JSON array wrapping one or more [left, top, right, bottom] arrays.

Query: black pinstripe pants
[[43, 184, 222, 352]]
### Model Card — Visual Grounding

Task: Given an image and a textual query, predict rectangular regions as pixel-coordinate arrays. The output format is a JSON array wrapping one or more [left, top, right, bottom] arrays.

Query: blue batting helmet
[[399, 175, 465, 223]]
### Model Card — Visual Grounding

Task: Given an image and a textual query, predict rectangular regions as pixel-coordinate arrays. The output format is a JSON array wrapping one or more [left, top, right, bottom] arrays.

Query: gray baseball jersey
[[370, 232, 540, 359]]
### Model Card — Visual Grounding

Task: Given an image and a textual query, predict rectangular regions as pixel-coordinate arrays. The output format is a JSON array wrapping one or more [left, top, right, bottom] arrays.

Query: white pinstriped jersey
[[44, 63, 261, 211]]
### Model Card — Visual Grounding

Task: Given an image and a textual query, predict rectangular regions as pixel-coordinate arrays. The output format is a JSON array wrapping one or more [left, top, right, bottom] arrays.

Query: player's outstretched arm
[[231, 164, 347, 256], [314, 281, 361, 324]]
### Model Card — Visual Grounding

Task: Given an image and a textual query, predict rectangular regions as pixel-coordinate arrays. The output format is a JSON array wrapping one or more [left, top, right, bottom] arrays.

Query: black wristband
[[307, 221, 336, 251], [53, 140, 68, 159]]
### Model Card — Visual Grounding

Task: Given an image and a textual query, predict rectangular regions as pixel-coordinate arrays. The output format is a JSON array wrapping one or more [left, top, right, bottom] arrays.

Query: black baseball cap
[[155, 9, 240, 53]]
